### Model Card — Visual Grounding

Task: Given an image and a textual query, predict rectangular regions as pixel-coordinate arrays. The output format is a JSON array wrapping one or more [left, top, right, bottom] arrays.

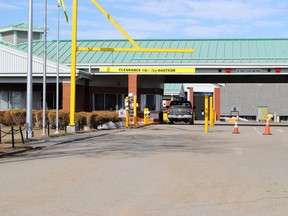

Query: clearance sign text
[[99, 67, 195, 74]]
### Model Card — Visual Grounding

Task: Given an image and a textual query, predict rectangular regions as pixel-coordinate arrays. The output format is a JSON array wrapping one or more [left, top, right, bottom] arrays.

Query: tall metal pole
[[42, 0, 47, 135], [26, 0, 34, 138], [55, 3, 60, 134], [69, 0, 78, 130]]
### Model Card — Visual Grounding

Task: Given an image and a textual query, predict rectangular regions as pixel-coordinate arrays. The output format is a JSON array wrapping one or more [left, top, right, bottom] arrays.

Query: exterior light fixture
[[275, 68, 281, 73]]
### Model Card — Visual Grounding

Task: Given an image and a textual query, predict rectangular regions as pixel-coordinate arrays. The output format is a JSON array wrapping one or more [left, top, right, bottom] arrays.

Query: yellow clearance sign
[[99, 67, 195, 74]]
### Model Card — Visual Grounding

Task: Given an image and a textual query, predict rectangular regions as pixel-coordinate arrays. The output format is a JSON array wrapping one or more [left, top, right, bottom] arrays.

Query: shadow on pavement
[[0, 125, 231, 163]]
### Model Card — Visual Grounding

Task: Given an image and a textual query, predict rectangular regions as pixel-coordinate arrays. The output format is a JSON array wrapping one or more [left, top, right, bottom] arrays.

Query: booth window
[[94, 93, 125, 111]]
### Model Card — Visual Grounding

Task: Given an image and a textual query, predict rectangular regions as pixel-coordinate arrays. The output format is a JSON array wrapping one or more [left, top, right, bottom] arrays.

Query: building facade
[[1, 23, 288, 121]]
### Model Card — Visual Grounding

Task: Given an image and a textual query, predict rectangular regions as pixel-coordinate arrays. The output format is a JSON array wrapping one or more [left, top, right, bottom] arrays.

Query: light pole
[[26, 0, 34, 139], [55, 2, 60, 134], [42, 0, 47, 135]]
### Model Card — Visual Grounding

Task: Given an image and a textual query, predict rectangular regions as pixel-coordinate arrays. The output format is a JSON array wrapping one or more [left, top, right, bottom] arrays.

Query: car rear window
[[170, 101, 191, 108]]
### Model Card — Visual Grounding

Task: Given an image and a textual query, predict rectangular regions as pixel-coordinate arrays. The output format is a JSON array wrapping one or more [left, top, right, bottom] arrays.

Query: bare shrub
[[2, 110, 26, 126], [86, 113, 98, 129], [75, 112, 87, 125], [0, 111, 5, 125], [93, 111, 119, 125], [33, 110, 47, 128], [47, 110, 69, 129]]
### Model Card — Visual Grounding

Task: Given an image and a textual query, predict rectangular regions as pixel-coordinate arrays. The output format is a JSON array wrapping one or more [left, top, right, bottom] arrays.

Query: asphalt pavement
[[1, 122, 288, 215]]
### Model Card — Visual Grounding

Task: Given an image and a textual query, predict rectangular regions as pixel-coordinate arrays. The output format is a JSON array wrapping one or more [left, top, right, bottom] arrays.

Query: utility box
[[257, 106, 268, 121]]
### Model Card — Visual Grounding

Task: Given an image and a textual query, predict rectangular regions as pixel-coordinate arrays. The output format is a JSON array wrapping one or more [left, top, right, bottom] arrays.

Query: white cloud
[[0, 1, 21, 9], [253, 21, 285, 28], [182, 24, 249, 38], [117, 0, 189, 18], [114, 0, 283, 21], [183, 0, 279, 21], [24, 0, 288, 39]]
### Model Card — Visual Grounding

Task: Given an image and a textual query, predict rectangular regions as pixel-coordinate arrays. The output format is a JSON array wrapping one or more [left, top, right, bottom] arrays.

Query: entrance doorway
[[194, 93, 213, 120]]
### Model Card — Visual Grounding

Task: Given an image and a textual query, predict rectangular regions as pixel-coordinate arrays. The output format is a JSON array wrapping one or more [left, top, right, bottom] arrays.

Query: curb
[[0, 124, 159, 158], [0, 147, 34, 158], [0, 129, 126, 157]]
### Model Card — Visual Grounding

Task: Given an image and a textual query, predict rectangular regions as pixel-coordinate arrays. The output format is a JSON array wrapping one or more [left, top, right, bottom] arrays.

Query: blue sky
[[1, 0, 288, 40]]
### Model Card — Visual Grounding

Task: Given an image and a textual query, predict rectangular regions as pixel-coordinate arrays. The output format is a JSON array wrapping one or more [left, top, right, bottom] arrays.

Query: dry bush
[[33, 110, 48, 128], [75, 112, 87, 127], [0, 111, 5, 125], [2, 110, 26, 126], [0, 110, 120, 129], [47, 110, 69, 129], [93, 111, 120, 125], [85, 112, 98, 129], [1, 111, 13, 126]]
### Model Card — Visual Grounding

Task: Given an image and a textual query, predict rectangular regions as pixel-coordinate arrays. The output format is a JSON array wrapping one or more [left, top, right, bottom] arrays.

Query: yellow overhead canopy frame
[[69, 0, 195, 126]]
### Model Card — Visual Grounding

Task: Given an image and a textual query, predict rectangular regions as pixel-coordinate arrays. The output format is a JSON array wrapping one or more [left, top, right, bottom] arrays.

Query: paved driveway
[[1, 123, 288, 216]]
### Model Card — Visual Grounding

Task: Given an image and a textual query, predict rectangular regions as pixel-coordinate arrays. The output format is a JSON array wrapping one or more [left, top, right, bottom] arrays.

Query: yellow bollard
[[125, 96, 129, 128], [144, 108, 150, 124], [133, 95, 138, 127], [163, 112, 168, 123], [212, 109, 215, 126], [209, 96, 215, 126], [205, 96, 209, 132], [143, 108, 146, 124]]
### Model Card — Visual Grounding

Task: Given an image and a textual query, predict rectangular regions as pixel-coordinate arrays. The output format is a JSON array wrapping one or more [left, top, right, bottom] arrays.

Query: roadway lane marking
[[276, 129, 284, 133], [253, 127, 263, 136]]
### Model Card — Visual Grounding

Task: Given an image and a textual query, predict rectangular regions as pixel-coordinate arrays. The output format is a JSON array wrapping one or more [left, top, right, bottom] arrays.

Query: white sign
[[236, 69, 262, 73], [118, 109, 126, 118]]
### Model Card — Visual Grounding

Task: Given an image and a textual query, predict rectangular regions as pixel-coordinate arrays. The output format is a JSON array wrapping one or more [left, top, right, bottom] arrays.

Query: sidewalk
[[0, 128, 125, 157]]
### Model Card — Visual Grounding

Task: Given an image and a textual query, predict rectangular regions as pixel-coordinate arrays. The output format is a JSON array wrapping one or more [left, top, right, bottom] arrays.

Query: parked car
[[167, 100, 195, 124]]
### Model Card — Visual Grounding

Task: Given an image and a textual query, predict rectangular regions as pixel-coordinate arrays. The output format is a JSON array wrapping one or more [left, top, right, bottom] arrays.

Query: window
[[0, 91, 9, 110], [11, 91, 25, 109], [0, 90, 42, 110], [105, 94, 117, 110], [146, 95, 156, 110], [94, 93, 125, 111], [94, 94, 105, 110]]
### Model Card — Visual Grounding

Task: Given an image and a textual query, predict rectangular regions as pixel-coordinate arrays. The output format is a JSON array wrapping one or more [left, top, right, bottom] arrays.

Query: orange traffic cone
[[232, 121, 240, 134], [263, 120, 272, 135]]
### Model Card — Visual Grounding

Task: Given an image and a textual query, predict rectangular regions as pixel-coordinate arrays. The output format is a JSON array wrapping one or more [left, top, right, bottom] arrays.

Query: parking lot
[[1, 122, 288, 216]]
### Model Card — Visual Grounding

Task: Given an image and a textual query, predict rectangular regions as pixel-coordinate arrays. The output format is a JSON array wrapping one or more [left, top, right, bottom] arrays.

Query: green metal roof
[[13, 38, 288, 64], [0, 23, 44, 33], [164, 84, 182, 95]]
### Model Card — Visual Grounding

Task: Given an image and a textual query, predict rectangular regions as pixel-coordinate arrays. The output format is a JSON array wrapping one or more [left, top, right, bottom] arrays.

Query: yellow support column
[[68, 0, 78, 131], [205, 96, 209, 132], [133, 95, 137, 127], [210, 96, 215, 126]]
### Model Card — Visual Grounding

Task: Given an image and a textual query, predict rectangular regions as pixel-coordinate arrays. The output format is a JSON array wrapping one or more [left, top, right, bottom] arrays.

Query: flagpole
[[42, 0, 47, 135], [55, 2, 60, 134], [26, 0, 34, 139]]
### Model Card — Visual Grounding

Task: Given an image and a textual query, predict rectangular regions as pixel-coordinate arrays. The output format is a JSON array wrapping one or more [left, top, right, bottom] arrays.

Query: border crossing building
[[1, 23, 288, 121]]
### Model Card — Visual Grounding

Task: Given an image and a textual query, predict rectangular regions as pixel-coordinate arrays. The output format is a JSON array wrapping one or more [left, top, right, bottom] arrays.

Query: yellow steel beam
[[91, 0, 140, 49], [69, 0, 195, 128], [77, 47, 194, 53], [90, 0, 194, 54]]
